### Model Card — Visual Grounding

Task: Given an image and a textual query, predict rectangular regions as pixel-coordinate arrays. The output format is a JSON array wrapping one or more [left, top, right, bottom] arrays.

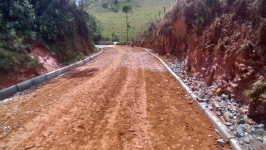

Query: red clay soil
[[29, 44, 61, 72], [0, 44, 59, 91], [0, 65, 45, 91], [0, 46, 230, 149]]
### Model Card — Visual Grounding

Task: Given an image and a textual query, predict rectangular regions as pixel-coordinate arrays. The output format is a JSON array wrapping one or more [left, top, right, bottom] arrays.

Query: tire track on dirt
[[95, 48, 134, 149], [0, 46, 230, 150], [0, 47, 126, 149], [135, 51, 153, 150], [114, 49, 150, 150]]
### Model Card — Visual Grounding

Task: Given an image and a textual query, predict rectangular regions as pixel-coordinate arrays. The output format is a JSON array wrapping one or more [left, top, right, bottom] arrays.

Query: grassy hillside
[[87, 0, 176, 43]]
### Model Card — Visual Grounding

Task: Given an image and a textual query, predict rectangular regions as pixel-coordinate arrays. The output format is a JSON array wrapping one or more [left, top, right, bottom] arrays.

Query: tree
[[114, 0, 118, 12], [122, 5, 132, 42]]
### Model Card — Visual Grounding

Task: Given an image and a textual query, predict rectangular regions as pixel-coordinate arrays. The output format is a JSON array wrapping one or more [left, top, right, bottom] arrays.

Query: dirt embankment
[[136, 0, 266, 120], [0, 38, 94, 91], [0, 43, 59, 91], [0, 46, 229, 149], [28, 43, 61, 73]]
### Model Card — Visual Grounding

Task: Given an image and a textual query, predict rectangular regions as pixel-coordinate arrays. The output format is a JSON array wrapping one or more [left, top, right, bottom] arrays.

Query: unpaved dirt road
[[0, 46, 229, 149]]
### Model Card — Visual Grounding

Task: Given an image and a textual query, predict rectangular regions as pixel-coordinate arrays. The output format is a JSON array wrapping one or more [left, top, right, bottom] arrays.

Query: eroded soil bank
[[0, 46, 228, 149], [136, 0, 266, 121]]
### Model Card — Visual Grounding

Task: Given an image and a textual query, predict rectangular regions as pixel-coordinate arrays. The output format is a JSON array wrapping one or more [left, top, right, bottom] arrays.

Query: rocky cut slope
[[135, 0, 266, 120]]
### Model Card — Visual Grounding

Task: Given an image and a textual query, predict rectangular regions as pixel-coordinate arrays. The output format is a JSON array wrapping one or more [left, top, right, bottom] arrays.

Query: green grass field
[[87, 0, 176, 43]]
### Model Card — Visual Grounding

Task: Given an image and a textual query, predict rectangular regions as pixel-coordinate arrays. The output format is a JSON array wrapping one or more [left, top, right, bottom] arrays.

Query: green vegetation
[[122, 5, 132, 42], [0, 0, 101, 74], [87, 0, 176, 43], [219, 0, 226, 6], [246, 78, 266, 117], [194, 14, 204, 24], [248, 79, 266, 102]]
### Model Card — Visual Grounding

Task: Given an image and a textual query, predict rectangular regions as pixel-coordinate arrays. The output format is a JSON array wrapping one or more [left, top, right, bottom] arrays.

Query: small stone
[[223, 111, 230, 122], [250, 127, 256, 134], [257, 136, 263, 142], [215, 111, 222, 116], [219, 101, 227, 108], [224, 122, 232, 126], [244, 132, 249, 136], [217, 139, 224, 147], [244, 144, 252, 150], [220, 116, 225, 122], [238, 140, 243, 145], [208, 105, 213, 110], [196, 97, 204, 102], [229, 112, 234, 119], [215, 129, 220, 133], [237, 118, 246, 125], [242, 109, 248, 114], [229, 126, 234, 131], [226, 105, 233, 111], [249, 135, 253, 141], [257, 124, 265, 128], [246, 118, 254, 125], [236, 127, 244, 138], [191, 82, 197, 87], [213, 102, 220, 111], [188, 100, 194, 105], [216, 88, 223, 95], [263, 136, 266, 144], [243, 136, 250, 144], [243, 124, 251, 131], [257, 128, 265, 135]]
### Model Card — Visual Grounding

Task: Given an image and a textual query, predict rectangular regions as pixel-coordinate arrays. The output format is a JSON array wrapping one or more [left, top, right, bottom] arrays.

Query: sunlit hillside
[[87, 0, 176, 43]]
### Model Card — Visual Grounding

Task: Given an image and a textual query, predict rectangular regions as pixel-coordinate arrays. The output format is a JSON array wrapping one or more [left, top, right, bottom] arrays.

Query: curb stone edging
[[0, 49, 103, 101], [144, 48, 242, 150]]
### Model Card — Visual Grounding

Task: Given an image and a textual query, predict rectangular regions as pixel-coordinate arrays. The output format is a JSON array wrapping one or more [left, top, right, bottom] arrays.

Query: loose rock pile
[[168, 62, 266, 149]]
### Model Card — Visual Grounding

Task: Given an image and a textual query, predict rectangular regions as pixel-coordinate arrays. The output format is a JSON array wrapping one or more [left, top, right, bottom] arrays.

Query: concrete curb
[[0, 48, 103, 101], [17, 80, 34, 92], [32, 75, 46, 86], [144, 48, 241, 150], [0, 85, 18, 100]]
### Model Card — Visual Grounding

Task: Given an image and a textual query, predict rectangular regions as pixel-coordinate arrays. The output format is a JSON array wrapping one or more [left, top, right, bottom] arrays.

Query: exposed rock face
[[136, 0, 266, 120]]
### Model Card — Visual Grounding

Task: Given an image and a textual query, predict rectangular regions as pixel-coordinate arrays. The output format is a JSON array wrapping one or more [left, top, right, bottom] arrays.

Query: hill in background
[[87, 0, 176, 43]]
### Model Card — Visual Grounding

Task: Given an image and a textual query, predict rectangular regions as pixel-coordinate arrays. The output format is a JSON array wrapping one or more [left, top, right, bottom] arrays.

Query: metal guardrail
[[0, 49, 103, 101]]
